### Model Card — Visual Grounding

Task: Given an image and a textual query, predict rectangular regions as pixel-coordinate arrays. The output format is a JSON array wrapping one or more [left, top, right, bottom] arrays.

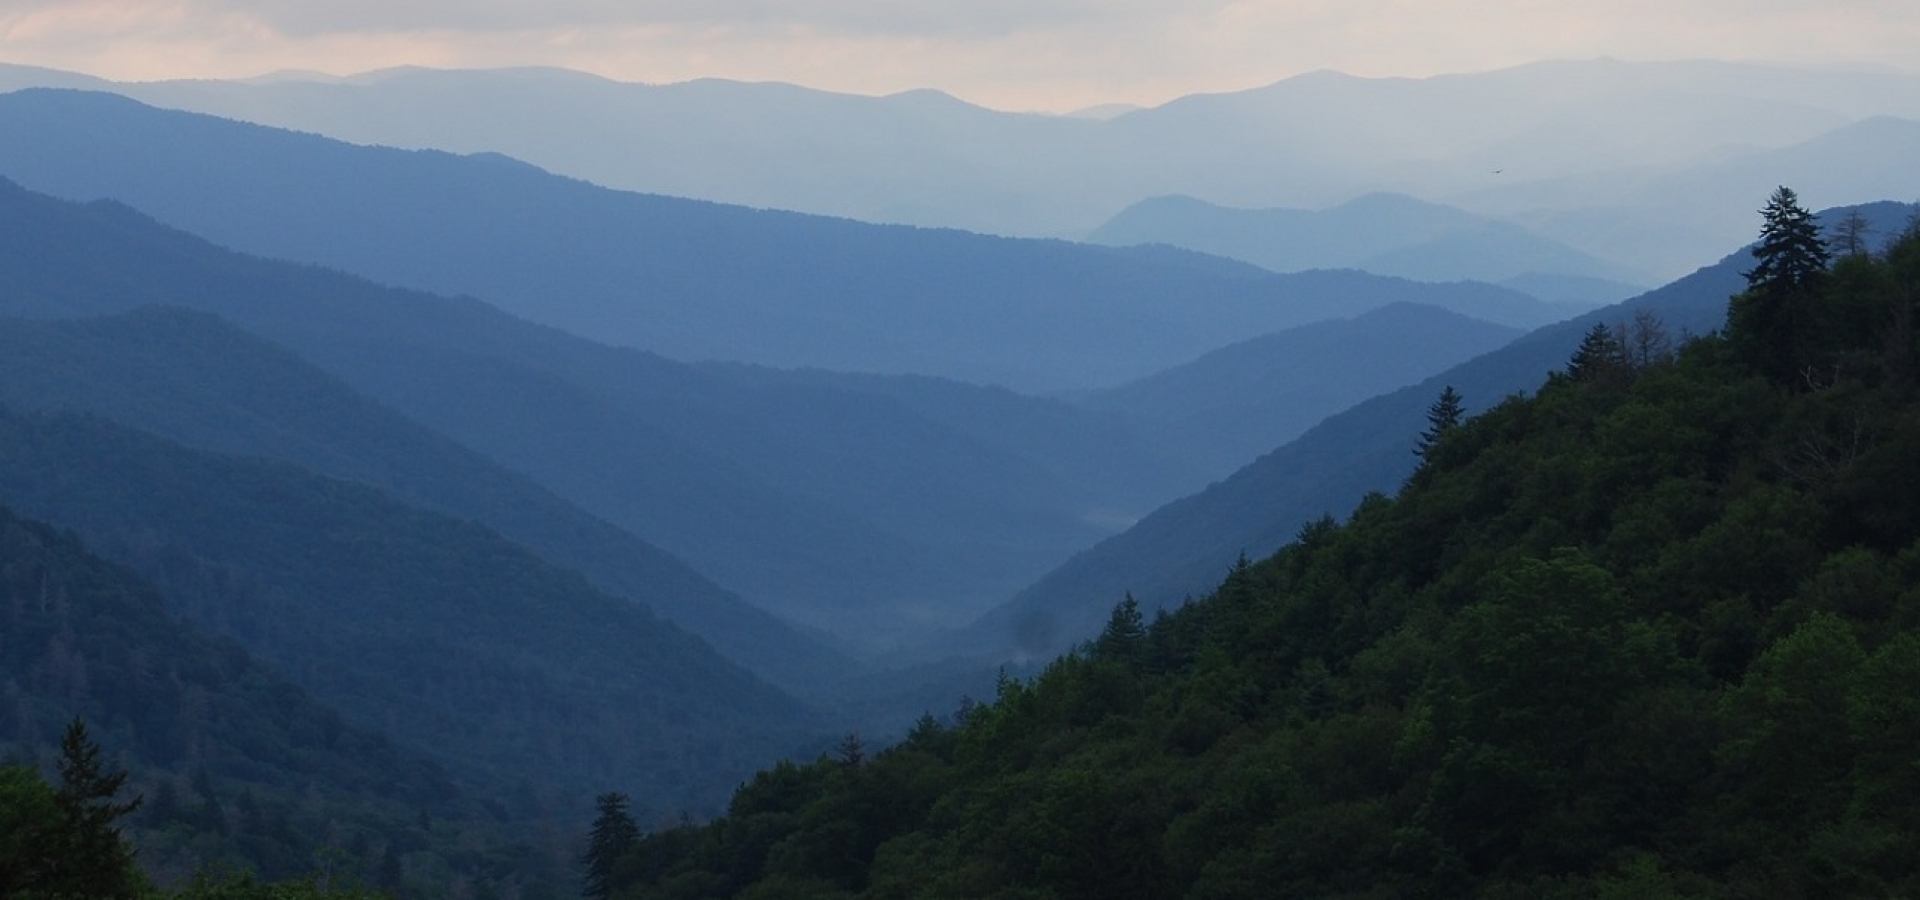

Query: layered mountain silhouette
[[0, 500, 557, 883], [0, 88, 1589, 392], [5, 59, 1916, 280], [968, 201, 1920, 661], [0, 306, 850, 691], [1088, 193, 1653, 299], [1080, 303, 1524, 479]]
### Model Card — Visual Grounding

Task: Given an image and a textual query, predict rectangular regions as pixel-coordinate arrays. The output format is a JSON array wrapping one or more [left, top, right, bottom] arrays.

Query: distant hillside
[[0, 306, 852, 691], [1081, 303, 1524, 479], [970, 200, 1920, 661], [1454, 115, 1920, 277], [0, 501, 558, 893], [0, 177, 1183, 650], [1087, 192, 1653, 295], [0, 405, 814, 816], [0, 88, 1581, 391], [5, 58, 1918, 278]]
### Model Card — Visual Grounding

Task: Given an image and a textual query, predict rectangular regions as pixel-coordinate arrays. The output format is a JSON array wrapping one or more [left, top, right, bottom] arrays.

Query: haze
[[2, 0, 1917, 111]]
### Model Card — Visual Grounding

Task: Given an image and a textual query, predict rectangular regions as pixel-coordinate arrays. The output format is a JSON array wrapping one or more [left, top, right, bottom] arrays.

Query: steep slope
[[600, 219, 1920, 899], [0, 406, 814, 815], [0, 306, 851, 690], [969, 201, 1919, 661], [1081, 303, 1524, 479], [0, 88, 1576, 390], [0, 501, 558, 892], [0, 177, 1172, 647]]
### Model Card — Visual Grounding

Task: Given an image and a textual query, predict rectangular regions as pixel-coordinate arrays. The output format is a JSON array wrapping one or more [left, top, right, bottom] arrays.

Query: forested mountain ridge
[[0, 501, 562, 895], [594, 198, 1920, 898], [969, 200, 1918, 662], [1081, 303, 1524, 480], [0, 305, 852, 690], [0, 88, 1579, 392], [0, 173, 1515, 651], [0, 174, 1189, 647], [0, 404, 815, 818]]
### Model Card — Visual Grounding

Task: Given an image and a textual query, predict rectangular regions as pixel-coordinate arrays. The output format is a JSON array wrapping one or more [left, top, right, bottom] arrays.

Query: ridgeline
[[592, 197, 1920, 898]]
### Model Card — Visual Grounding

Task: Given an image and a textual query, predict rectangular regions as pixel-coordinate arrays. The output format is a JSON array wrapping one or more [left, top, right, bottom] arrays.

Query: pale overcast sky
[[1, 0, 1916, 111]]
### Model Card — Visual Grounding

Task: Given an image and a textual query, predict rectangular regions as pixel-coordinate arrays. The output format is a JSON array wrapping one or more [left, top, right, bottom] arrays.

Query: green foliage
[[52, 717, 145, 896], [0, 501, 562, 895], [0, 403, 808, 824], [1746, 186, 1833, 295], [598, 204, 1920, 898], [0, 764, 67, 896], [164, 868, 391, 899], [582, 794, 639, 900], [0, 724, 384, 899], [1729, 185, 1837, 385], [1414, 385, 1464, 457]]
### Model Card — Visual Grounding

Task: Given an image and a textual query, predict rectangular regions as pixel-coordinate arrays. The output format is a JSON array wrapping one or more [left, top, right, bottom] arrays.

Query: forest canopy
[[585, 195, 1920, 898]]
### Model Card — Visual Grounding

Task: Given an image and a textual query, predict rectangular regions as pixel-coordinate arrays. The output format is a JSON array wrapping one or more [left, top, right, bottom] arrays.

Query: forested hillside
[[1081, 303, 1522, 478], [0, 502, 561, 895], [0, 405, 814, 818], [0, 175, 1185, 647], [0, 306, 851, 690], [593, 196, 1920, 897], [969, 200, 1916, 664]]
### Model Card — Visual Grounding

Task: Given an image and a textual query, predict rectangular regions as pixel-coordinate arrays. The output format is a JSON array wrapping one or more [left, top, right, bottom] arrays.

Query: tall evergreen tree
[[1746, 187, 1832, 292], [1567, 322, 1629, 382], [1732, 186, 1833, 384], [582, 792, 639, 900], [1416, 386, 1465, 458], [1094, 594, 1148, 664], [53, 717, 143, 898]]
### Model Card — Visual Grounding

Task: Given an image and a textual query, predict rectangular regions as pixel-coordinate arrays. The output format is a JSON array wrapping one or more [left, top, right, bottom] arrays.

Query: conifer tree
[[1732, 186, 1833, 384], [1746, 186, 1832, 293], [835, 732, 868, 768], [1415, 386, 1464, 458], [582, 792, 639, 900], [1095, 594, 1148, 663], [53, 717, 143, 897], [1567, 322, 1628, 382]]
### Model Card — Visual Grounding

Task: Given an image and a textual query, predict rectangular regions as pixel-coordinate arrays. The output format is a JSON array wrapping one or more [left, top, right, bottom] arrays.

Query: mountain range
[[1088, 193, 1654, 304], [968, 199, 1920, 661], [3, 59, 1917, 281], [4, 54, 1916, 895], [0, 88, 1570, 393], [0, 91, 1582, 650]]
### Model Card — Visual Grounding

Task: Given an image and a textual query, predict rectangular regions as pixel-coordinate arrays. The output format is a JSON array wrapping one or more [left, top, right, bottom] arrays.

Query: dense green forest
[[590, 193, 1920, 898], [3, 717, 404, 898], [0, 501, 563, 895], [0, 404, 811, 817]]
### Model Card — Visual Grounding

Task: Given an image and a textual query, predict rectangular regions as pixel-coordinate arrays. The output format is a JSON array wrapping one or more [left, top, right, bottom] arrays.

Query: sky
[[2, 1, 1918, 112]]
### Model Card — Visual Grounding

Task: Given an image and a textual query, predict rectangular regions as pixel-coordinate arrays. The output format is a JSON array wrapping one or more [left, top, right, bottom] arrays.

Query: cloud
[[139, 0, 1196, 40]]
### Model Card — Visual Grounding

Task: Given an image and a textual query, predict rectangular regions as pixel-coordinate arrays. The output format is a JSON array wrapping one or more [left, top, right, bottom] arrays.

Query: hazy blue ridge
[[0, 404, 816, 815], [966, 200, 1918, 660], [0, 305, 855, 691], [1088, 192, 1656, 288], [1081, 303, 1525, 479], [0, 87, 1578, 392]]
